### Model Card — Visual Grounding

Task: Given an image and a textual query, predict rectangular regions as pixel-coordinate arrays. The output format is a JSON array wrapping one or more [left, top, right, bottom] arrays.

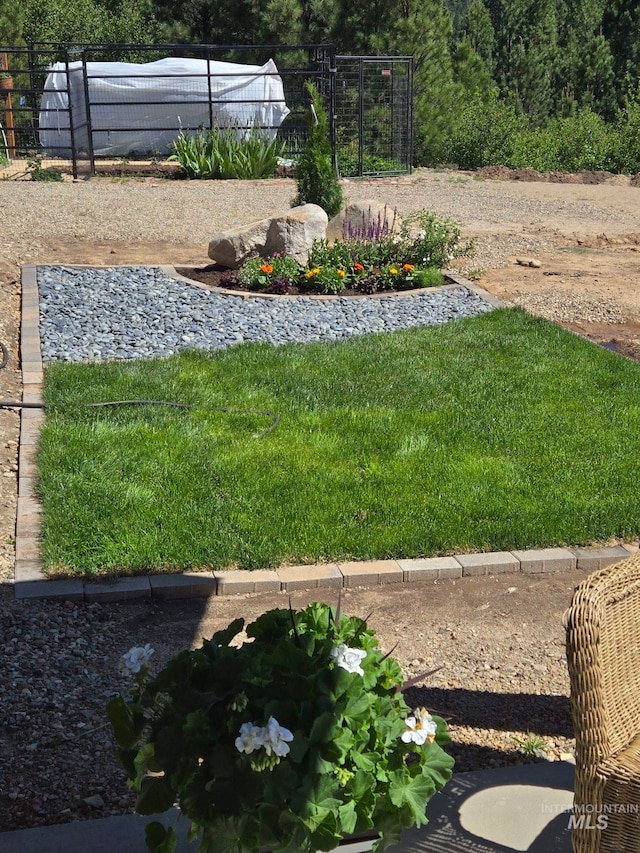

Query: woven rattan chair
[[565, 551, 640, 853]]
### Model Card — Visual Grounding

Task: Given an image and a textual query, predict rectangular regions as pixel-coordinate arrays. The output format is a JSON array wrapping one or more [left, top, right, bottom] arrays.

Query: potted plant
[[107, 601, 454, 853]]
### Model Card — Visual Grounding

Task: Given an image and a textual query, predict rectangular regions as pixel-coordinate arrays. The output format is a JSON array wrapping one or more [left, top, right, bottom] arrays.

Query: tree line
[[1, 0, 640, 170]]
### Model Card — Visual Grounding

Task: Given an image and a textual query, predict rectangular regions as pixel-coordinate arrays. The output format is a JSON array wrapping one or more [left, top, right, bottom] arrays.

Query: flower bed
[[184, 209, 472, 297]]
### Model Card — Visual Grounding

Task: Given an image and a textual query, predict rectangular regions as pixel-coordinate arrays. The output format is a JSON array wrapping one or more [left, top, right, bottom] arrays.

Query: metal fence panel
[[0, 44, 412, 179], [335, 56, 413, 177]]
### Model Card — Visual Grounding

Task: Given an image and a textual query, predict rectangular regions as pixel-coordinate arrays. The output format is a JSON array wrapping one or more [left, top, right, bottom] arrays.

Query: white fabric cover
[[39, 57, 290, 158]]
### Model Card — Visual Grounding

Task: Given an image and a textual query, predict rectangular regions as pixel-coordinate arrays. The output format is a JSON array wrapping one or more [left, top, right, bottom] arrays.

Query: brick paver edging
[[15, 263, 639, 602]]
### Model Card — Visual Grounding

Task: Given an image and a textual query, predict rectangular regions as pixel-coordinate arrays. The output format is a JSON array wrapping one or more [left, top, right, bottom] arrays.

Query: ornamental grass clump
[[168, 125, 286, 180], [108, 602, 453, 853]]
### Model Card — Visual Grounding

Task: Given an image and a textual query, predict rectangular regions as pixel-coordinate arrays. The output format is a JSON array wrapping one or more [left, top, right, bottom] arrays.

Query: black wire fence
[[0, 43, 412, 179]]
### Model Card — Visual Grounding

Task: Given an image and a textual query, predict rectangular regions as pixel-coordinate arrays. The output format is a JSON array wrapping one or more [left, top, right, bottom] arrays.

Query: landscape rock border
[[16, 262, 638, 602]]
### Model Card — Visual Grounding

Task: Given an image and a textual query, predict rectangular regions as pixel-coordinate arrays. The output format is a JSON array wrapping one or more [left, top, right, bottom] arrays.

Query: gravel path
[[38, 265, 493, 362]]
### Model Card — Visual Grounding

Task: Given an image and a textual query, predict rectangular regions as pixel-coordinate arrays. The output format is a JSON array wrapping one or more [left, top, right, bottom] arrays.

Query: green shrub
[[608, 102, 640, 174], [539, 111, 615, 172], [410, 267, 444, 288], [27, 156, 63, 182], [337, 139, 404, 176], [293, 81, 343, 217], [398, 210, 472, 269], [169, 126, 285, 180], [434, 92, 528, 170], [435, 94, 628, 174]]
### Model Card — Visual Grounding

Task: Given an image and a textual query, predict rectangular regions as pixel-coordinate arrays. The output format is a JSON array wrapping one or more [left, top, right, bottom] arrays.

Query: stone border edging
[[17, 262, 638, 602]]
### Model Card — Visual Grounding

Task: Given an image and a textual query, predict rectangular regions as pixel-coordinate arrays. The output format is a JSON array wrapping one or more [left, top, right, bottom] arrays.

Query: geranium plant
[[107, 602, 453, 853]]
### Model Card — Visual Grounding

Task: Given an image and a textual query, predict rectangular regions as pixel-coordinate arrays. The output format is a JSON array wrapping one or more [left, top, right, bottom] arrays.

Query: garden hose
[[0, 343, 279, 438]]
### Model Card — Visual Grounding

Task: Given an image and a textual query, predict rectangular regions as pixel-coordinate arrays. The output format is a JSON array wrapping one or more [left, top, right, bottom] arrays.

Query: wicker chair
[[564, 551, 640, 853]]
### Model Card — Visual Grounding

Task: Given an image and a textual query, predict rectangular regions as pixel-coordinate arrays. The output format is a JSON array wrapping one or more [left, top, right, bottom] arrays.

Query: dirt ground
[[2, 168, 640, 829]]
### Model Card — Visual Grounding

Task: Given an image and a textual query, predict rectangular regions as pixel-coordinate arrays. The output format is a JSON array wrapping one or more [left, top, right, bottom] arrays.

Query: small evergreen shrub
[[293, 81, 344, 217]]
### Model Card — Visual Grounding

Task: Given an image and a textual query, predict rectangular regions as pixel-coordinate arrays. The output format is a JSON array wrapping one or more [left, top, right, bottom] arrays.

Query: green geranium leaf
[[423, 743, 455, 790], [352, 751, 379, 772], [337, 800, 358, 835], [433, 714, 452, 746], [145, 822, 176, 853], [388, 770, 436, 826], [343, 692, 373, 722], [106, 694, 139, 750], [309, 711, 339, 745], [133, 743, 157, 788], [136, 776, 176, 816]]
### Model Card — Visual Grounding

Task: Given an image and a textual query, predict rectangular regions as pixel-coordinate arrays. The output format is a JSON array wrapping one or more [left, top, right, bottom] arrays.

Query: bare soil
[[2, 167, 640, 831]]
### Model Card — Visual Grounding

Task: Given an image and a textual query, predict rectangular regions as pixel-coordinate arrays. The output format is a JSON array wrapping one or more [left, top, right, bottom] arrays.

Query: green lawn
[[38, 308, 640, 577]]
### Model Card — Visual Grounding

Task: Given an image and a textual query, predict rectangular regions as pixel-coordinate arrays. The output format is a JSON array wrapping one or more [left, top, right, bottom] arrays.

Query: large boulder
[[326, 200, 400, 243], [208, 204, 328, 269]]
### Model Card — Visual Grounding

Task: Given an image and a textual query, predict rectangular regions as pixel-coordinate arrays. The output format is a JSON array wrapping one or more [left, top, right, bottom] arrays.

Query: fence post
[[0, 52, 16, 157], [206, 46, 213, 131], [65, 51, 78, 179], [328, 47, 338, 172], [80, 49, 95, 175]]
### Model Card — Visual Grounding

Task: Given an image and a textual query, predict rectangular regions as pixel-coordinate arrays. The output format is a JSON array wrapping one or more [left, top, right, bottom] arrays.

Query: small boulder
[[326, 200, 400, 243], [265, 204, 328, 262], [208, 204, 328, 269], [208, 219, 271, 269]]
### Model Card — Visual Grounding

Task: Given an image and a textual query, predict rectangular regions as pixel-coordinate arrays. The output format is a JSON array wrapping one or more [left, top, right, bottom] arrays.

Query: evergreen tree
[[0, 0, 24, 46], [602, 0, 640, 106], [480, 0, 558, 122], [464, 0, 496, 75], [21, 0, 158, 46]]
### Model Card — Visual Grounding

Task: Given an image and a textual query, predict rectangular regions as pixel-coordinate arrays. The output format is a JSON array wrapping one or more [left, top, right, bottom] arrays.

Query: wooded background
[[1, 0, 639, 170]]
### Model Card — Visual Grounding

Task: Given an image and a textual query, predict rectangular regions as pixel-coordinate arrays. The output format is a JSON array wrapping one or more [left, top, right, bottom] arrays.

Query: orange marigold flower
[[353, 262, 364, 272], [260, 263, 274, 274], [403, 263, 415, 272]]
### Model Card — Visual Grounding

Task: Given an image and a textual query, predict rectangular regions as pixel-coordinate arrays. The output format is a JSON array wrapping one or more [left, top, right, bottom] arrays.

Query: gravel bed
[[38, 265, 494, 362]]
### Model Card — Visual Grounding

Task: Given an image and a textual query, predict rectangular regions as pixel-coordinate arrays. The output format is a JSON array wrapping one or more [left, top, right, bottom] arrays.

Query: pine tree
[[464, 0, 496, 75], [0, 0, 24, 46]]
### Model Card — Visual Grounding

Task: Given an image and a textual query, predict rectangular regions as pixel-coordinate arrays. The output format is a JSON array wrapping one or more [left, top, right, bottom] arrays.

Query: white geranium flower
[[401, 707, 437, 745], [235, 722, 266, 754], [261, 717, 294, 757], [331, 643, 367, 675], [120, 644, 154, 675]]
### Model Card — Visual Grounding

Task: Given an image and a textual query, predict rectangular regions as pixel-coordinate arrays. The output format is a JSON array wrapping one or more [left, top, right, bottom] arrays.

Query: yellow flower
[[305, 267, 321, 279], [389, 267, 399, 275], [337, 269, 346, 278]]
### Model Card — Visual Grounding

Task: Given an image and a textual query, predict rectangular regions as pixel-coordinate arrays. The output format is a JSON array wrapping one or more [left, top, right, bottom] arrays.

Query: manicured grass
[[38, 308, 640, 577]]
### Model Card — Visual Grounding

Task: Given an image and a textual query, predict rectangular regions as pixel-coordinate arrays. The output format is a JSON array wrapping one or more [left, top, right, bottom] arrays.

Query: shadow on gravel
[[406, 685, 572, 738]]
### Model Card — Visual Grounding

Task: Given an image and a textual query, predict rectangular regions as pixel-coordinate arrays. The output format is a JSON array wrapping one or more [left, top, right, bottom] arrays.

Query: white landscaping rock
[[208, 204, 328, 268]]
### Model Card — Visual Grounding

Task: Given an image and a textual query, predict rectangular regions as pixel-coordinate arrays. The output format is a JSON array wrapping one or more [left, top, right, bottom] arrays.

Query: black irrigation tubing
[[0, 396, 280, 438], [0, 340, 279, 436]]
